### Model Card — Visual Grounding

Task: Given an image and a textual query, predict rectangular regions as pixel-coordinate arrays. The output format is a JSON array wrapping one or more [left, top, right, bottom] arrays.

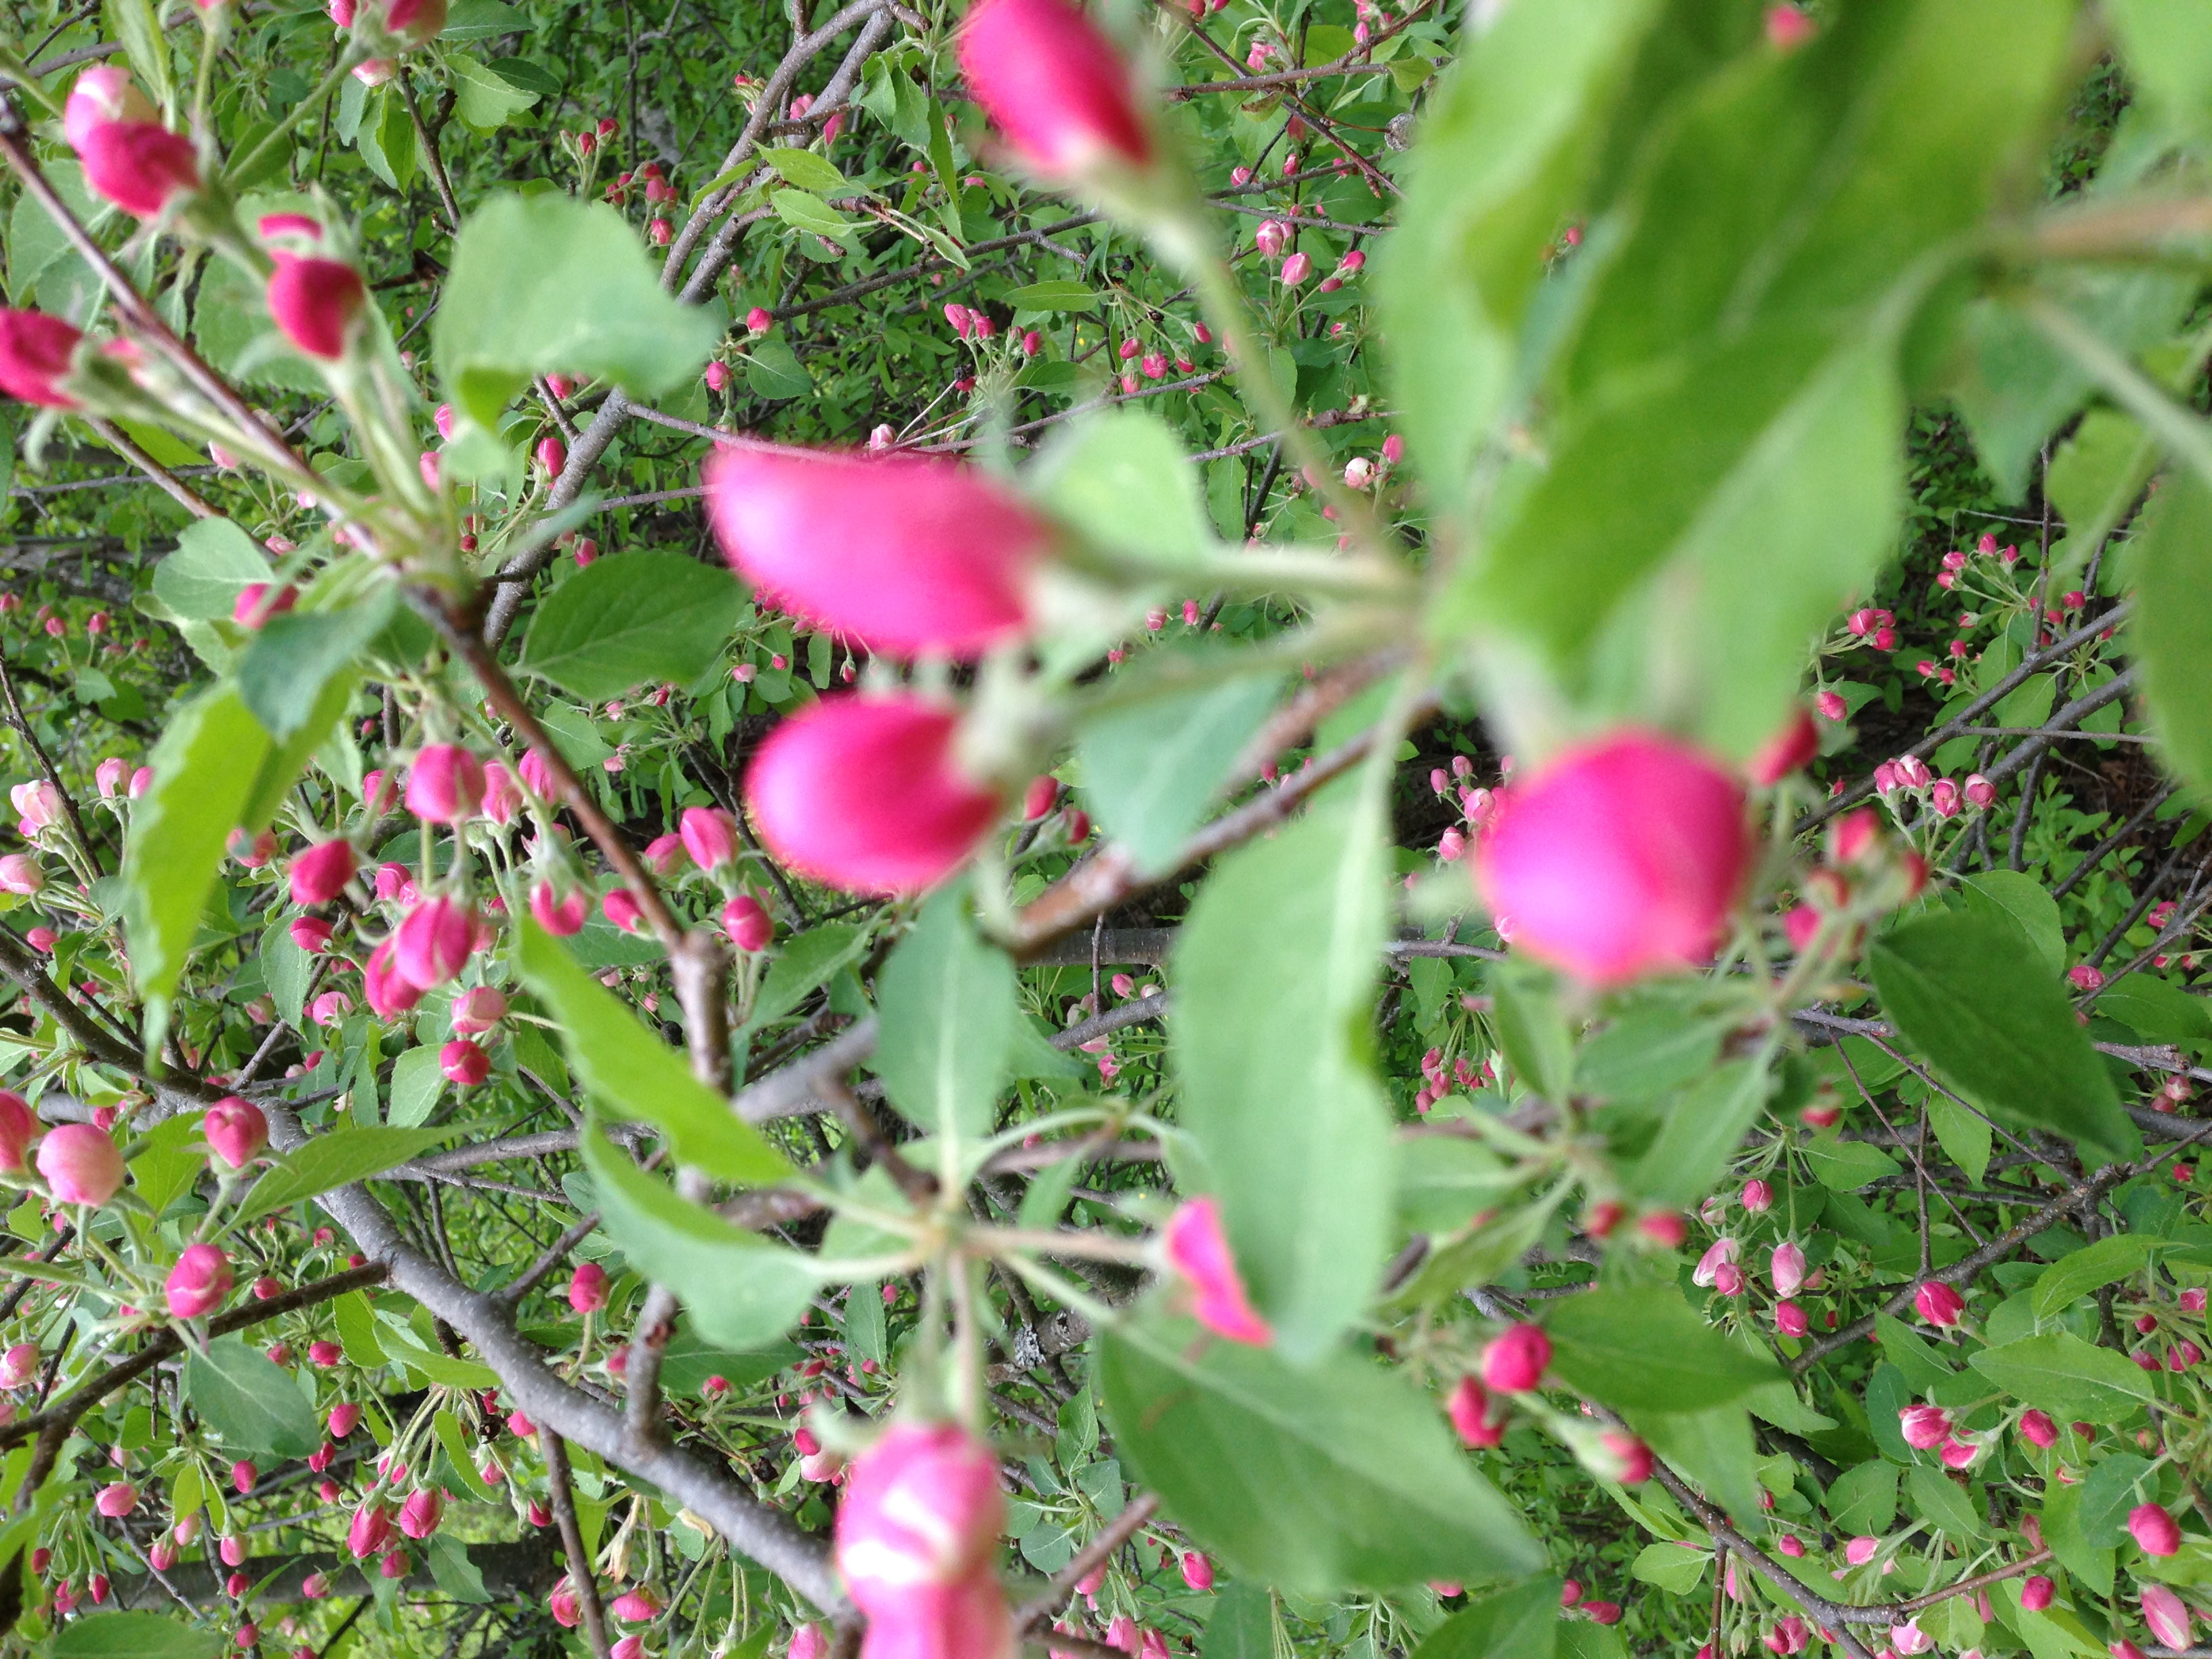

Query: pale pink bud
[[450, 986, 507, 1034], [94, 1481, 136, 1517], [37, 1123, 123, 1205], [680, 806, 739, 872], [0, 1344, 39, 1389], [1692, 1237, 1740, 1287], [531, 882, 589, 937], [1161, 1197, 1272, 1345], [0, 855, 43, 897], [1280, 251, 1313, 284], [1741, 1179, 1772, 1213], [1899, 1405, 1952, 1450], [834, 1420, 1006, 1611], [1770, 1242, 1806, 1298], [203, 1097, 268, 1168], [724, 896, 775, 952], [1471, 731, 1748, 986], [406, 745, 485, 823], [704, 447, 1048, 657]]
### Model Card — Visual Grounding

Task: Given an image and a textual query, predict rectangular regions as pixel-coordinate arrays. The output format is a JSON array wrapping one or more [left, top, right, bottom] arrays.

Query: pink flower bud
[[2131, 1504, 2182, 1557], [1693, 1237, 1740, 1287], [1774, 1300, 1807, 1337], [2018, 1409, 2057, 1448], [394, 897, 476, 990], [2142, 1584, 2193, 1650], [66, 68, 199, 218], [1770, 1242, 1806, 1298], [835, 1421, 1006, 1629], [611, 1587, 662, 1622], [537, 434, 567, 476], [1280, 251, 1313, 285], [1255, 219, 1288, 258], [0, 1344, 37, 1391], [439, 1038, 489, 1087], [569, 1262, 610, 1313], [2069, 964, 2106, 992], [955, 0, 1153, 180], [37, 1122, 123, 1206], [1161, 1197, 1272, 1345], [232, 1458, 258, 1494], [1748, 708, 1820, 786], [602, 889, 646, 933], [704, 447, 1048, 657], [0, 854, 37, 901], [743, 695, 1001, 895], [1181, 1552, 1213, 1591], [309, 1341, 342, 1368], [0, 310, 83, 408], [347, 1502, 394, 1559], [1741, 1179, 1772, 1213], [1914, 1279, 1963, 1328], [450, 986, 507, 1034], [165, 1244, 234, 1318], [746, 307, 773, 335], [398, 1488, 445, 1539], [266, 255, 366, 361], [289, 839, 356, 906], [724, 896, 775, 952], [1023, 776, 1061, 820], [679, 806, 739, 872], [1483, 1323, 1551, 1393], [203, 1097, 268, 1169], [1446, 1379, 1503, 1446], [0, 1092, 33, 1176], [527, 880, 588, 937], [1898, 1404, 1952, 1450], [478, 760, 521, 825], [407, 745, 486, 823], [94, 1480, 137, 1517], [1471, 731, 1748, 985]]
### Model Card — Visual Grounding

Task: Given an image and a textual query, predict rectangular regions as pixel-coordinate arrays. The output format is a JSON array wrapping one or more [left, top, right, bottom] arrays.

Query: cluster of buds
[[1872, 755, 1994, 823], [1341, 432, 1404, 490], [1414, 1045, 1492, 1113], [834, 1422, 1014, 1659], [1842, 606, 1898, 652], [1428, 752, 1495, 864]]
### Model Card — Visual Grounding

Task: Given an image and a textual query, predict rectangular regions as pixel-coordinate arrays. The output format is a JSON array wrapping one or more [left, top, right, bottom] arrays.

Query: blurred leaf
[[2100, 973, 2212, 1043], [760, 148, 847, 192], [451, 54, 540, 130], [1629, 1059, 1769, 1206], [1201, 1584, 1277, 1659], [1959, 870, 2066, 975], [56, 1614, 221, 1658], [581, 1126, 817, 1349], [184, 1339, 321, 1457], [435, 194, 720, 429], [2129, 470, 2212, 806], [518, 920, 794, 1184], [1005, 281, 1099, 311], [873, 889, 1017, 1153], [1544, 1286, 1780, 1412], [2032, 1235, 2162, 1319], [440, 0, 529, 37], [1870, 914, 2139, 1164], [1173, 800, 1392, 1361], [387, 1044, 445, 1129], [238, 592, 396, 740], [2106, 0, 2212, 129], [1100, 1314, 1542, 1594], [520, 552, 746, 701], [1078, 661, 1279, 872], [739, 923, 867, 1038], [1801, 1136, 1901, 1191], [1032, 408, 1214, 569], [153, 519, 273, 622], [1412, 1578, 1561, 1659], [235, 1127, 453, 1225]]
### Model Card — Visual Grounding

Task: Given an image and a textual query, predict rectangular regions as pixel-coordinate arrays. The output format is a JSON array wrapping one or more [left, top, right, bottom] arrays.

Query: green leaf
[[2040, 1483, 2116, 1596], [743, 337, 813, 401], [1172, 800, 1392, 1361], [1544, 1286, 1781, 1412], [872, 890, 1018, 1153], [2047, 409, 2158, 577], [1908, 1461, 1987, 1538], [1969, 1331, 2158, 1423], [658, 1330, 801, 1395], [1077, 662, 1279, 873], [237, 591, 396, 740], [1099, 1315, 1542, 1594], [2099, 975, 2212, 1044], [2128, 470, 2212, 804], [2032, 1235, 2161, 1319], [518, 920, 792, 1184], [771, 188, 855, 238], [55, 1613, 222, 1658], [440, 0, 529, 38], [1576, 1010, 1724, 1102], [2076, 1451, 2156, 1548], [153, 518, 273, 621], [1031, 408, 1214, 570], [1960, 870, 2066, 976], [261, 919, 313, 1031], [377, 1328, 500, 1389], [1201, 1584, 1275, 1659], [356, 85, 418, 191], [1630, 1542, 1709, 1595], [1870, 914, 2139, 1164], [1376, 0, 1664, 506], [123, 686, 272, 1052], [581, 1126, 817, 1349], [449, 53, 539, 129], [520, 552, 746, 701], [1004, 281, 1099, 311], [2106, 0, 2212, 128], [740, 923, 868, 1038], [1926, 1094, 1992, 1189], [1413, 1578, 1561, 1659], [183, 1338, 322, 1457], [333, 1290, 386, 1366], [386, 1044, 446, 1129], [1630, 1403, 1762, 1523], [434, 194, 721, 430], [129, 1110, 207, 1216], [1825, 1459, 1900, 1533], [1629, 1059, 1769, 1206], [234, 1127, 453, 1225], [1396, 1137, 1519, 1236], [434, 1407, 497, 1502], [1801, 1136, 1902, 1191], [760, 148, 848, 192], [426, 1533, 491, 1603]]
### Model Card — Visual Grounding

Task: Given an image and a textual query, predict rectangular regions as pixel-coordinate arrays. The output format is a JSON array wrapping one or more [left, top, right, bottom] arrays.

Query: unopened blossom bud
[[1741, 1179, 1772, 1213], [705, 447, 1049, 657], [438, 1038, 489, 1088], [1483, 1323, 1550, 1393], [1774, 1300, 1808, 1337], [835, 1421, 1007, 1644], [1692, 1237, 1739, 1288], [309, 1341, 341, 1368], [1914, 1280, 1963, 1328], [1748, 708, 1820, 786], [0, 310, 84, 408], [348, 1501, 394, 1559], [2017, 1409, 2057, 1448], [1770, 1242, 1806, 1298], [289, 839, 356, 906], [398, 1488, 445, 1538], [1161, 1197, 1272, 1345], [679, 806, 739, 872], [407, 745, 485, 823], [1929, 778, 1961, 817], [1899, 1405, 1952, 1450], [569, 1262, 610, 1313], [267, 255, 366, 360], [1023, 775, 1061, 820], [330, 1402, 362, 1437], [1597, 1431, 1652, 1483], [724, 896, 775, 952], [1181, 1552, 1213, 1591], [0, 1344, 39, 1391], [1963, 773, 1995, 808], [536, 434, 567, 476], [956, 0, 1153, 182], [37, 1123, 123, 1206], [1472, 731, 1748, 985], [0, 1092, 33, 1174], [450, 985, 507, 1035], [1255, 219, 1288, 258], [394, 897, 476, 990], [163, 1241, 234, 1322], [1281, 251, 1313, 284], [94, 1481, 137, 1517], [0, 854, 37, 902], [232, 1459, 258, 1494], [2131, 1504, 2182, 1557], [2069, 964, 2106, 992], [743, 695, 1001, 895], [66, 67, 200, 218], [611, 1587, 662, 1622]]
